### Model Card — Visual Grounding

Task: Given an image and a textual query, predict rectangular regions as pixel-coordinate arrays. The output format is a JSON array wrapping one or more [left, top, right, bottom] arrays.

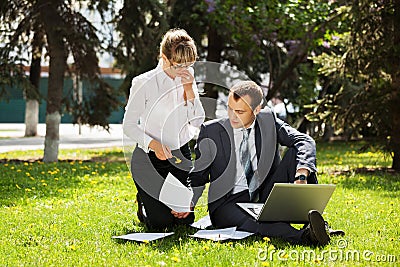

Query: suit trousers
[[210, 147, 317, 244], [130, 143, 195, 230]]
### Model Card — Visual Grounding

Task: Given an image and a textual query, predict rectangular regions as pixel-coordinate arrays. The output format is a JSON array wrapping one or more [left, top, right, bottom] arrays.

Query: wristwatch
[[295, 174, 307, 181]]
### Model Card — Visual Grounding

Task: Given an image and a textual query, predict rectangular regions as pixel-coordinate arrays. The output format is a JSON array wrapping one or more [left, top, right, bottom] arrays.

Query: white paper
[[159, 173, 193, 212], [189, 227, 254, 241], [112, 232, 174, 242], [190, 215, 212, 229], [231, 230, 254, 240]]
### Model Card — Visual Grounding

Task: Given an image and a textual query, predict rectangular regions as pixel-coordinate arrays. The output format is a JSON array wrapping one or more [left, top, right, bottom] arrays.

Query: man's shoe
[[304, 210, 330, 246], [325, 221, 345, 236]]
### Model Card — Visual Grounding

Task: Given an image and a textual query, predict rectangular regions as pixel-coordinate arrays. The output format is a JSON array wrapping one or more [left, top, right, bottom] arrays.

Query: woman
[[123, 29, 205, 229]]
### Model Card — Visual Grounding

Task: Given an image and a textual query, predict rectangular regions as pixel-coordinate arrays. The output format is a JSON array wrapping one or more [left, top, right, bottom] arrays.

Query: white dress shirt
[[123, 60, 205, 152], [232, 120, 258, 194]]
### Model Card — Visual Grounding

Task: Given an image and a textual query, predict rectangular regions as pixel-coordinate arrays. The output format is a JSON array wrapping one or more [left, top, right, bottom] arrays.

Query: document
[[159, 173, 193, 212], [112, 232, 174, 242], [190, 215, 212, 229], [190, 227, 253, 241]]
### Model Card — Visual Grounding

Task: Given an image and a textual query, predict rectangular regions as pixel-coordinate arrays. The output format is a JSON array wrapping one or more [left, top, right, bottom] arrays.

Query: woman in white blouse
[[123, 29, 205, 229]]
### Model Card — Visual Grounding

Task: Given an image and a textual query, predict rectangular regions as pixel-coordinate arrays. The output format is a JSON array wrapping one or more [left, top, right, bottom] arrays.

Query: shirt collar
[[233, 119, 256, 135]]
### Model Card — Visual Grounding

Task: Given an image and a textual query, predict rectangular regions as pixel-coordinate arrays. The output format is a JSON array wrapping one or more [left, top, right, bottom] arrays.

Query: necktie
[[239, 128, 258, 201]]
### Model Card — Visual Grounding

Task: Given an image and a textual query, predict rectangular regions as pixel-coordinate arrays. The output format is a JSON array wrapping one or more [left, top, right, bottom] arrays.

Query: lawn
[[0, 142, 399, 266]]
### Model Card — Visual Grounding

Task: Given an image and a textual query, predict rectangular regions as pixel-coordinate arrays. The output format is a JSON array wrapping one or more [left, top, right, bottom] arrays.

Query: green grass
[[0, 142, 399, 266]]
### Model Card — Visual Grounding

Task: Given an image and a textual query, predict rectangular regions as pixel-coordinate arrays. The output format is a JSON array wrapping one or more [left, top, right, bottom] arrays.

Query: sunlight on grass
[[0, 142, 399, 266]]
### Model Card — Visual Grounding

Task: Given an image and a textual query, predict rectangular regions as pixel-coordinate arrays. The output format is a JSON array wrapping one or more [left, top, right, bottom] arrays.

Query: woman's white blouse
[[123, 61, 205, 152]]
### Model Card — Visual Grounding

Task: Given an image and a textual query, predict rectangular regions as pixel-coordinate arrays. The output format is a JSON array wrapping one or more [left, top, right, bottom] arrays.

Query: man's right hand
[[171, 203, 194, 219], [148, 140, 172, 160]]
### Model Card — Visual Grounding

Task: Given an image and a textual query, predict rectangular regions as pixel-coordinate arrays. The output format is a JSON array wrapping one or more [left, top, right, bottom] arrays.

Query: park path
[[0, 123, 123, 153]]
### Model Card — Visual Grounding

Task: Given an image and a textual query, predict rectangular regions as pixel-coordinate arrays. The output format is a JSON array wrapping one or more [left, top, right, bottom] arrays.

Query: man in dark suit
[[187, 81, 330, 246]]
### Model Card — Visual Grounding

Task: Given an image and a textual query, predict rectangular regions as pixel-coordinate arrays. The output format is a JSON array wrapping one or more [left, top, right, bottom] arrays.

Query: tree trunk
[[390, 0, 400, 171], [322, 124, 334, 142], [39, 0, 66, 162], [203, 27, 224, 119], [25, 100, 39, 136], [25, 29, 44, 137], [391, 84, 400, 171], [43, 112, 61, 162]]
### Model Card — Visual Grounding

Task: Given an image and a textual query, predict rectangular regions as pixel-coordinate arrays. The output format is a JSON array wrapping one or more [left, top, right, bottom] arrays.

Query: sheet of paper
[[159, 173, 193, 212], [112, 232, 174, 242], [231, 230, 254, 240], [190, 227, 236, 241], [190, 215, 212, 229], [189, 227, 253, 241]]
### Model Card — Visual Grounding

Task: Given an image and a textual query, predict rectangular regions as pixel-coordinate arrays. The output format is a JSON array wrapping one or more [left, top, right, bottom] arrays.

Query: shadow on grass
[[331, 168, 400, 196], [0, 148, 126, 163], [0, 160, 124, 207], [90, 149, 126, 162]]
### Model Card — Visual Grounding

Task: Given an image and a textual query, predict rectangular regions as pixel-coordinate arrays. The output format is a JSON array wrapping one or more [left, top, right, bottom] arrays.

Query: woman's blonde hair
[[160, 28, 197, 64]]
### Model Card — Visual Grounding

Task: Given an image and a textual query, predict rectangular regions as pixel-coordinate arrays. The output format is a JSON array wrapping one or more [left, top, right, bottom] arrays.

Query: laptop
[[237, 183, 336, 223]]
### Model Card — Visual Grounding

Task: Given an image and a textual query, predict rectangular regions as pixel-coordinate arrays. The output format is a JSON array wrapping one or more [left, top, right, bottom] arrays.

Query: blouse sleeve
[[122, 77, 153, 153]]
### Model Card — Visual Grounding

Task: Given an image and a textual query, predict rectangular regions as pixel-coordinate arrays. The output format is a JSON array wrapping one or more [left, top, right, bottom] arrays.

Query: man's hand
[[148, 140, 172, 160], [171, 203, 194, 219], [171, 210, 191, 219]]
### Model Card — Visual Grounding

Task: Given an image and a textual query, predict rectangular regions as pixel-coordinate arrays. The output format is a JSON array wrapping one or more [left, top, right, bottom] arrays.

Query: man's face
[[227, 93, 259, 129]]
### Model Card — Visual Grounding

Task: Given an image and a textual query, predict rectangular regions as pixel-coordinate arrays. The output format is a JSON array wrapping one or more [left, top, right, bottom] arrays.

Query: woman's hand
[[176, 69, 195, 102], [148, 140, 172, 160], [176, 68, 194, 85]]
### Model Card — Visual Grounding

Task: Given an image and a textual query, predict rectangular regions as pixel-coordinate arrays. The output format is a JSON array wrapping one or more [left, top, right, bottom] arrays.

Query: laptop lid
[[256, 183, 336, 223]]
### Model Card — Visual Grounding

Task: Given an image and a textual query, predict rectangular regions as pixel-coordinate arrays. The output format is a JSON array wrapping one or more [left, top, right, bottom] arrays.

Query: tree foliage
[[0, 0, 120, 130], [0, 0, 122, 161], [166, 0, 341, 115], [308, 1, 400, 169], [111, 0, 169, 98]]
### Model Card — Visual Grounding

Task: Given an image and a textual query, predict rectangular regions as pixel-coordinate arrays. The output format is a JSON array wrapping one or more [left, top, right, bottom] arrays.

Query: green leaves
[[309, 1, 400, 167]]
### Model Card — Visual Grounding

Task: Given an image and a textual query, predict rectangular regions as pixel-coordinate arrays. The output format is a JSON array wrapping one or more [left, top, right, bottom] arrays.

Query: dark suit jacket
[[189, 108, 317, 216]]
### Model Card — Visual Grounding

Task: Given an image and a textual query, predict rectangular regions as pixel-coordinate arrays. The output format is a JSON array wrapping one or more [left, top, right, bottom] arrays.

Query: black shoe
[[303, 210, 330, 246], [325, 221, 345, 236], [136, 193, 146, 223]]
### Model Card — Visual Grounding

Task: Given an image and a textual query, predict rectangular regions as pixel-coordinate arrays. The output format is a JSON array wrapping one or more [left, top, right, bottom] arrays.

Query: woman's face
[[162, 55, 195, 80], [168, 60, 195, 70], [167, 59, 194, 77], [163, 54, 193, 71]]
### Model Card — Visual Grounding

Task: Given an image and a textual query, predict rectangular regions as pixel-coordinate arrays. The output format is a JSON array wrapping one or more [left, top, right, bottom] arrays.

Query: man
[[188, 81, 330, 246]]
